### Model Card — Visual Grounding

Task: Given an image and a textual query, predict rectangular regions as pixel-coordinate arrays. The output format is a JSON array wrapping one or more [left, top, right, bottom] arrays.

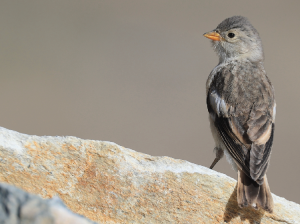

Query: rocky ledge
[[0, 127, 299, 223], [0, 182, 97, 224]]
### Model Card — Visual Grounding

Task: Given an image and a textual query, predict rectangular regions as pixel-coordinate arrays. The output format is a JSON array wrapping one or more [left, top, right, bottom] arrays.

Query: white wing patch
[[209, 90, 228, 118], [272, 103, 276, 122]]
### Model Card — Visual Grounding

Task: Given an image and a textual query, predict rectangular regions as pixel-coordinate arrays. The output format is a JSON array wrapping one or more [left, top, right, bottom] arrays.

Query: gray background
[[1, 1, 299, 204]]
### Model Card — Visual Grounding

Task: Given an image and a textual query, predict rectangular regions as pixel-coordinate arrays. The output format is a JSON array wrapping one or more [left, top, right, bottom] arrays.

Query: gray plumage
[[204, 16, 275, 213]]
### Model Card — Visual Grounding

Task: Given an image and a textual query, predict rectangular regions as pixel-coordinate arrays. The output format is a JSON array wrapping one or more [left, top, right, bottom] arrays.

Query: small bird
[[204, 16, 275, 213]]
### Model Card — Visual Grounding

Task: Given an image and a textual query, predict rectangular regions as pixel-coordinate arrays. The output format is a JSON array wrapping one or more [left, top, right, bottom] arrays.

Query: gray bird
[[204, 16, 275, 213]]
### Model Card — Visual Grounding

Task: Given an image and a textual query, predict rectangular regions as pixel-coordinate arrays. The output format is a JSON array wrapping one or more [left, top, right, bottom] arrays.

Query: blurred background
[[1, 1, 299, 204]]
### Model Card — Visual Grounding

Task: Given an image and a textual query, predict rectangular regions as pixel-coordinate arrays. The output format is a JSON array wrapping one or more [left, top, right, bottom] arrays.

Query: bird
[[203, 16, 276, 213]]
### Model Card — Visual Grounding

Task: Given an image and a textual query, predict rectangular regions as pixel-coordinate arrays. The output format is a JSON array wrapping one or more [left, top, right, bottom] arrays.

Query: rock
[[0, 182, 97, 224], [0, 126, 299, 223]]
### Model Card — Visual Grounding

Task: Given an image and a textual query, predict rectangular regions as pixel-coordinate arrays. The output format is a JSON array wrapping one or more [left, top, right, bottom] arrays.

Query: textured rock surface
[[0, 182, 97, 224], [0, 127, 299, 223]]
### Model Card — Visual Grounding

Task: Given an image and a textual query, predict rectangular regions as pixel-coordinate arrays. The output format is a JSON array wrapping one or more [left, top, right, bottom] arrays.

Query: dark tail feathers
[[237, 170, 273, 213]]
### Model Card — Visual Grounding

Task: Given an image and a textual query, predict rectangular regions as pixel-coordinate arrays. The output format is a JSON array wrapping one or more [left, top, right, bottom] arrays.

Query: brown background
[[1, 1, 299, 204]]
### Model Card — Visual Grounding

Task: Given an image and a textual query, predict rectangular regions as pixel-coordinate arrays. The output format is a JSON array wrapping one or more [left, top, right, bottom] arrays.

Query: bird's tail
[[237, 170, 273, 213]]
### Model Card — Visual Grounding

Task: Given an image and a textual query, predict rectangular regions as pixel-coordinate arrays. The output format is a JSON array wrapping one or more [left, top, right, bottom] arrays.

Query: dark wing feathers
[[214, 115, 250, 175], [207, 62, 275, 185], [250, 124, 274, 184]]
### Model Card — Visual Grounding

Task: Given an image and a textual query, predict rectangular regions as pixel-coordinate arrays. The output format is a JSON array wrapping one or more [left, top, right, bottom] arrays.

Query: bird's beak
[[203, 31, 221, 41]]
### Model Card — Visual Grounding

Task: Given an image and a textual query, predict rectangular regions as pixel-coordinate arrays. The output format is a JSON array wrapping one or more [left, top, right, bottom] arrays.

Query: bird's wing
[[207, 90, 250, 175], [207, 83, 275, 183], [247, 108, 275, 183]]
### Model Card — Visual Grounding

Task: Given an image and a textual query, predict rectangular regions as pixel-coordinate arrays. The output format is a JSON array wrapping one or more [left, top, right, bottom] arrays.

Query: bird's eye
[[228, 33, 235, 38]]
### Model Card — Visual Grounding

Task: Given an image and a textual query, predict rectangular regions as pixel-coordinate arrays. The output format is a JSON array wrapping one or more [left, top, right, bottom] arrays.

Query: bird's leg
[[210, 147, 224, 169], [210, 158, 220, 169]]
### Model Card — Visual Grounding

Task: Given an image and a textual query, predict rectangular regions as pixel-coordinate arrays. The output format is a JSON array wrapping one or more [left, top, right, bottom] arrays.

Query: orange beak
[[203, 31, 221, 41]]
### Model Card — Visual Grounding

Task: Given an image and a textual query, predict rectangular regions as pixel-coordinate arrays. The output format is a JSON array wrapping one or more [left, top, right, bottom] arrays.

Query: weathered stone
[[0, 182, 97, 224], [0, 127, 299, 223]]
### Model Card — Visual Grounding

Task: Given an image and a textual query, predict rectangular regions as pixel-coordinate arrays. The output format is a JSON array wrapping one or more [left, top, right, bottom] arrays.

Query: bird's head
[[204, 16, 263, 63]]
